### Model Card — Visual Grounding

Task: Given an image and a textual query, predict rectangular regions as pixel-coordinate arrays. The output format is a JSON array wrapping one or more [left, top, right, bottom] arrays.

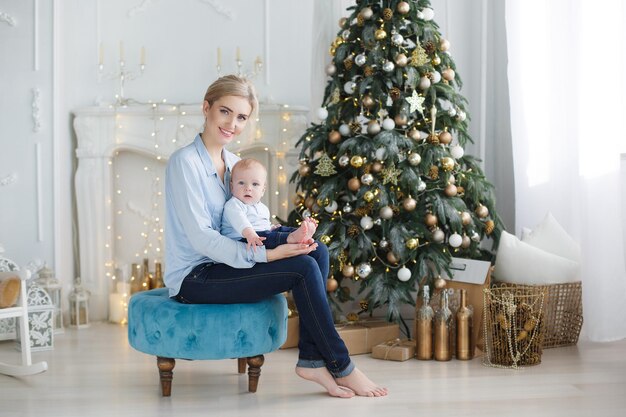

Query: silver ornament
[[342, 29, 351, 40], [367, 121, 381, 135], [374, 218, 382, 226], [408, 153, 422, 166], [355, 54, 367, 67], [391, 33, 404, 46], [326, 63, 337, 76], [432, 229, 445, 243], [417, 180, 427, 192], [379, 239, 389, 249], [357, 262, 372, 278], [343, 203, 353, 213], [382, 60, 395, 72], [379, 206, 393, 219], [471, 231, 480, 242], [338, 155, 350, 167], [343, 81, 356, 95], [339, 123, 351, 136], [361, 173, 374, 185], [360, 215, 374, 230], [324, 200, 338, 213], [302, 209, 312, 218]]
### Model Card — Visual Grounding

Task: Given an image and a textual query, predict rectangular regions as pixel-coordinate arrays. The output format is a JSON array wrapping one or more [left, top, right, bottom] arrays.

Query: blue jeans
[[175, 236, 354, 378]]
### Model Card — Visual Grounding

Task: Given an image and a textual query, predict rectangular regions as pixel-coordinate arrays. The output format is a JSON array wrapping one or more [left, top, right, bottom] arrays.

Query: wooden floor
[[1, 322, 625, 417]]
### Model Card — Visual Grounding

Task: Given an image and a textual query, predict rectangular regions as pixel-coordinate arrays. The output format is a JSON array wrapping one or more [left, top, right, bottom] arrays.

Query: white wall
[[1, 0, 514, 321]]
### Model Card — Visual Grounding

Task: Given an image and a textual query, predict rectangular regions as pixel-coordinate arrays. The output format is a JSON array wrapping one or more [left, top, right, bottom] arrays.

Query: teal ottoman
[[128, 288, 287, 396]]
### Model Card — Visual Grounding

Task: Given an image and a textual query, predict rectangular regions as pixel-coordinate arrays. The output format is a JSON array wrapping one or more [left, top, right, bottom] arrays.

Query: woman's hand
[[266, 242, 318, 262]]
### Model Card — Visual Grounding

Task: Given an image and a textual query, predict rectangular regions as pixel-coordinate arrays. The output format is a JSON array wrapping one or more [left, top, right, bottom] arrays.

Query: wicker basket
[[493, 282, 583, 348], [483, 286, 545, 368]]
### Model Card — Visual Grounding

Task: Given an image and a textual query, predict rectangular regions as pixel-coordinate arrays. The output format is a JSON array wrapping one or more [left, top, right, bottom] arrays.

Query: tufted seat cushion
[[128, 288, 287, 360]]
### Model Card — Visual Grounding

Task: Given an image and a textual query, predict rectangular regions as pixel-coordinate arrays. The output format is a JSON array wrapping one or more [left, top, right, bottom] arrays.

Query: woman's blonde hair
[[203, 75, 259, 140]]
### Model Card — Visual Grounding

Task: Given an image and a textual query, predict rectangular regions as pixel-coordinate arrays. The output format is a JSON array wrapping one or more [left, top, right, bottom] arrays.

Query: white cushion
[[494, 231, 579, 285], [521, 212, 581, 263]]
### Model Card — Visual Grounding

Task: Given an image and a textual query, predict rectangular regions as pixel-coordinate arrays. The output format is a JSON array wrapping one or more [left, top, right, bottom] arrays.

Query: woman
[[164, 75, 387, 398]]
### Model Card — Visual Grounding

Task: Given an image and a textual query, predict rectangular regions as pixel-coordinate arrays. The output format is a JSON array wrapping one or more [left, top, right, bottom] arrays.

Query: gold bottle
[[142, 258, 151, 290], [434, 290, 452, 361], [416, 285, 434, 360], [456, 289, 474, 360], [130, 263, 141, 294], [154, 261, 164, 288]]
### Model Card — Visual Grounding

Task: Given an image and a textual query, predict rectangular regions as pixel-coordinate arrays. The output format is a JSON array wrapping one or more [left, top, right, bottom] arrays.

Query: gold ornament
[[346, 312, 359, 322], [298, 164, 311, 176], [342, 264, 354, 278], [343, 57, 353, 70], [431, 54, 441, 66], [356, 13, 365, 26], [461, 211, 472, 225], [320, 235, 331, 245], [304, 196, 316, 209], [371, 161, 383, 173], [375, 29, 387, 40], [461, 235, 471, 248], [386, 251, 399, 265], [402, 197, 417, 211], [293, 194, 304, 206], [456, 185, 465, 195], [439, 129, 452, 144], [349, 120, 361, 133], [422, 41, 436, 54], [441, 157, 455, 171], [406, 238, 419, 250], [348, 177, 361, 192], [475, 204, 489, 218], [350, 155, 364, 168], [348, 225, 360, 236], [427, 133, 440, 144], [328, 130, 341, 144], [434, 277, 447, 289], [444, 183, 458, 197], [394, 113, 408, 126], [338, 17, 347, 28], [408, 128, 421, 141], [382, 8, 393, 20], [330, 88, 341, 104], [425, 213, 438, 227], [389, 87, 401, 100], [395, 53, 408, 67], [363, 191, 375, 202], [381, 162, 402, 185], [442, 67, 455, 81], [396, 1, 410, 14], [326, 277, 338, 292], [315, 153, 337, 176], [410, 44, 429, 67], [364, 66, 375, 77], [362, 94, 375, 109], [359, 299, 369, 312], [485, 219, 495, 235]]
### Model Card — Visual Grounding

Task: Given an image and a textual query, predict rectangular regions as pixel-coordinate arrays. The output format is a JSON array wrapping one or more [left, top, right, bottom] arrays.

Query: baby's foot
[[287, 221, 312, 244], [295, 367, 355, 398], [335, 368, 388, 397], [305, 217, 318, 236]]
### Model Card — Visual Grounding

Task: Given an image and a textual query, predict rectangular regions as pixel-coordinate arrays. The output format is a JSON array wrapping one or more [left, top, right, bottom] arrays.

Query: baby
[[221, 158, 317, 251]]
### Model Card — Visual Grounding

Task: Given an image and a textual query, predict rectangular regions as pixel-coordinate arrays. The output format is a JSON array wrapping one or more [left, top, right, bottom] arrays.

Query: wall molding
[[32, 88, 42, 132], [0, 11, 17, 26], [34, 0, 39, 71], [127, 0, 235, 19]]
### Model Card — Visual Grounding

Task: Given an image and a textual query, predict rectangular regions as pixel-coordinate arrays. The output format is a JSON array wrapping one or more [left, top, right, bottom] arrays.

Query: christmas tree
[[288, 0, 503, 323]]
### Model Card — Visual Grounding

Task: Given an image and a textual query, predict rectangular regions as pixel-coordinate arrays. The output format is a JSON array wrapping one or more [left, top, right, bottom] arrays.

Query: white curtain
[[505, 0, 626, 341]]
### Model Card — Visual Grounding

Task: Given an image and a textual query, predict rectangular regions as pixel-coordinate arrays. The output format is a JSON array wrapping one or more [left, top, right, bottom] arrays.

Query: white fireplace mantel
[[73, 102, 308, 320]]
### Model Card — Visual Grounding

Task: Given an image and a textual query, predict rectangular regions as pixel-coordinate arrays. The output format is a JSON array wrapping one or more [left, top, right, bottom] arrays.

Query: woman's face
[[203, 95, 252, 146]]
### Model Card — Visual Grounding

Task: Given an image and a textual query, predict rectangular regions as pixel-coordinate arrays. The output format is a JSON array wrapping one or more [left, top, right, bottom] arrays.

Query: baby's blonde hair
[[231, 158, 267, 180]]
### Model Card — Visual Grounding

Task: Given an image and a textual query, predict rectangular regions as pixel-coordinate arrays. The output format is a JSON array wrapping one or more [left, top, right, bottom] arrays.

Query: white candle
[[140, 46, 145, 66], [431, 105, 437, 133], [99, 43, 104, 65], [119, 41, 125, 62], [116, 282, 131, 296], [217, 47, 222, 66], [236, 46, 241, 61], [109, 293, 125, 323]]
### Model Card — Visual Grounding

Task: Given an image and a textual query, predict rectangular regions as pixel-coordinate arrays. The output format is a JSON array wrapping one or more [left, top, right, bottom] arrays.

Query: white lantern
[[36, 264, 64, 334], [69, 277, 90, 329]]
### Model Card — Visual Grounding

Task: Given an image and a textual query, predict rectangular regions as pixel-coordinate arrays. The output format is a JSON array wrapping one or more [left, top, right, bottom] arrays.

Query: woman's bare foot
[[295, 366, 355, 398], [288, 221, 314, 244], [335, 368, 388, 397]]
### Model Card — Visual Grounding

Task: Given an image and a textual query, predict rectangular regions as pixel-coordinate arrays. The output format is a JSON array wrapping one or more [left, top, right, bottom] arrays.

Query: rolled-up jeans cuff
[[296, 359, 326, 369], [331, 360, 355, 378]]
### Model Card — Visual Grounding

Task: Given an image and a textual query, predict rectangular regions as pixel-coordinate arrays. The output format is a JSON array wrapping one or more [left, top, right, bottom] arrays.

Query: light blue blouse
[[164, 134, 267, 297]]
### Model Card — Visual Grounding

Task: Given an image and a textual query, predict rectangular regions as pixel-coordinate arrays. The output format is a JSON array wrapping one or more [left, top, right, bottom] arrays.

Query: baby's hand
[[242, 227, 266, 252]]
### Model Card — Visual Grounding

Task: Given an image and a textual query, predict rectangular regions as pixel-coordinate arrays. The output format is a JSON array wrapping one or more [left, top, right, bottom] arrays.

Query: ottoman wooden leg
[[246, 355, 264, 393], [237, 357, 247, 374], [157, 357, 175, 397]]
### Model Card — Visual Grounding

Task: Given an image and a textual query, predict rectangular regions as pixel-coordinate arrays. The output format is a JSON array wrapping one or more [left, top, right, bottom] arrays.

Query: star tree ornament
[[381, 162, 402, 185], [406, 90, 425, 115]]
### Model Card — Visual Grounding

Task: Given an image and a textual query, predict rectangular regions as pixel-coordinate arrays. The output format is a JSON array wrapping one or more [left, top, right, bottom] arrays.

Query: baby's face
[[231, 164, 266, 205]]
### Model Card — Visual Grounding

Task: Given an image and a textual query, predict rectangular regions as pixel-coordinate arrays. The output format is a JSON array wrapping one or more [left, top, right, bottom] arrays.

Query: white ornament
[[382, 60, 395, 72], [417, 180, 426, 192], [316, 107, 328, 120], [326, 63, 337, 76], [450, 145, 464, 159], [367, 121, 381, 135], [360, 216, 374, 230], [375, 147, 386, 160], [419, 76, 431, 90], [449, 233, 462, 248], [397, 266, 411, 282], [431, 71, 442, 83], [471, 231, 481, 242], [339, 123, 351, 136], [355, 54, 367, 67], [408, 153, 422, 166], [449, 174, 456, 184], [382, 118, 395, 131], [457, 110, 467, 121], [356, 262, 372, 278], [406, 90, 425, 115], [391, 33, 404, 46], [379, 206, 393, 220], [325, 200, 338, 213], [421, 8, 435, 20], [344, 81, 356, 94]]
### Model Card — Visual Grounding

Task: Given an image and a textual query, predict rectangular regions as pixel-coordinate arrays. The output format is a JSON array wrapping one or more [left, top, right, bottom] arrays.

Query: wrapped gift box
[[280, 315, 299, 349], [336, 320, 400, 355], [372, 339, 416, 361]]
